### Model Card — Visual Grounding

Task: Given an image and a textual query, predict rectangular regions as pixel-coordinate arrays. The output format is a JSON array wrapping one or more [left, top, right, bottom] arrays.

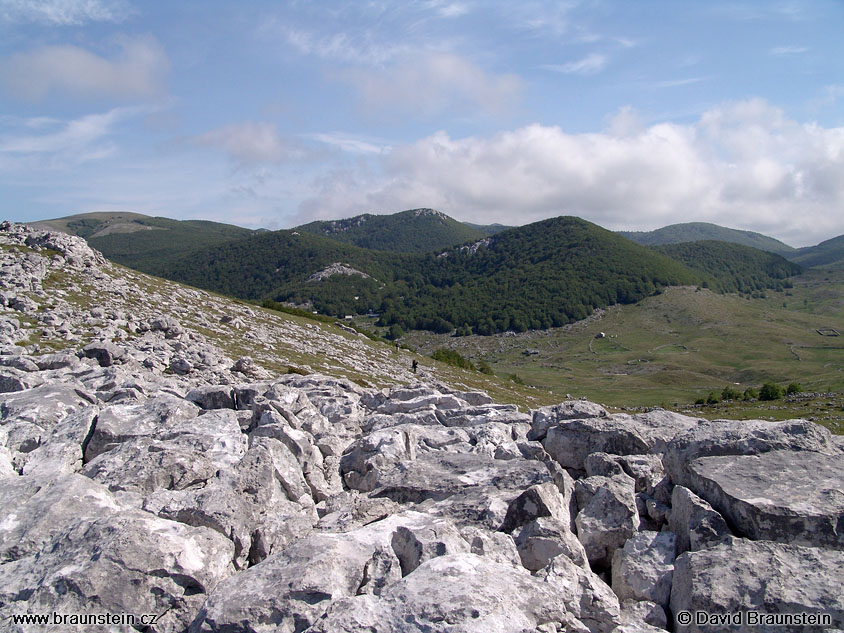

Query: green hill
[[652, 241, 801, 294], [149, 216, 707, 334], [789, 234, 844, 269], [28, 212, 255, 270], [295, 208, 493, 253], [619, 222, 795, 255]]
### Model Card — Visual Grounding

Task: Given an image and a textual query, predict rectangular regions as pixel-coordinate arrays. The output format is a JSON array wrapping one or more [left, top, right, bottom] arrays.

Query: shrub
[[508, 373, 525, 385], [742, 387, 758, 401], [430, 348, 475, 371], [721, 386, 742, 401], [477, 361, 494, 375], [706, 392, 721, 405], [786, 382, 802, 395], [759, 382, 783, 401]]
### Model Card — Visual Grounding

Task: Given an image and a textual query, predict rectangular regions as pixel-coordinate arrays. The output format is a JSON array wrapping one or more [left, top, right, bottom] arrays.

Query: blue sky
[[0, 0, 842, 246]]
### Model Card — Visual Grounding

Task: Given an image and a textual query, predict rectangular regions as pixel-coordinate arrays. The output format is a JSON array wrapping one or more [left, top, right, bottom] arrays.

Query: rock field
[[1, 221, 843, 632]]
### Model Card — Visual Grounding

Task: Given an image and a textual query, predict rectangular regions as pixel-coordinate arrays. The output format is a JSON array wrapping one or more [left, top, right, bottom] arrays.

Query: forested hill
[[788, 234, 844, 270], [28, 212, 255, 270], [619, 222, 795, 255], [652, 241, 801, 294], [295, 208, 492, 253], [148, 216, 704, 334]]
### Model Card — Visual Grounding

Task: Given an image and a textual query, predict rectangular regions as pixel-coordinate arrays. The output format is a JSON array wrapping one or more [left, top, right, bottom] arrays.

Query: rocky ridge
[[1, 221, 843, 632]]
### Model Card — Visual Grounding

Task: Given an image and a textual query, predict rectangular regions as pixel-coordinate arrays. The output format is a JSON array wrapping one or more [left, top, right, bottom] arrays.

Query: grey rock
[[670, 538, 844, 632], [686, 450, 844, 549], [611, 531, 676, 608], [169, 356, 193, 374], [458, 525, 521, 566], [389, 513, 470, 575], [586, 451, 627, 477], [0, 355, 39, 372], [669, 485, 732, 554], [500, 481, 573, 534], [663, 418, 841, 488], [187, 385, 235, 410], [530, 400, 609, 441], [575, 475, 640, 569], [620, 600, 668, 630], [1, 509, 233, 633], [21, 406, 98, 477], [541, 554, 622, 633], [0, 367, 44, 392], [308, 553, 570, 633], [1, 383, 95, 453], [190, 515, 420, 632], [81, 340, 127, 367], [371, 451, 552, 529], [0, 474, 123, 562], [515, 517, 589, 570], [83, 395, 200, 461], [543, 410, 699, 472]]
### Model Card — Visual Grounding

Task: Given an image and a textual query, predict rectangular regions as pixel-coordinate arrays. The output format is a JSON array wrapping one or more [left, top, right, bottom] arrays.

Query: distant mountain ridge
[[295, 208, 497, 253], [141, 216, 802, 335], [619, 222, 795, 255], [790, 235, 844, 270], [28, 212, 254, 270]]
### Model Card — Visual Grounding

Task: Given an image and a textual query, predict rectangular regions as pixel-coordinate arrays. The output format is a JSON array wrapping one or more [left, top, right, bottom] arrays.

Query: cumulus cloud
[[337, 52, 522, 118], [0, 0, 131, 24], [297, 100, 844, 246], [192, 122, 308, 165], [0, 35, 167, 101]]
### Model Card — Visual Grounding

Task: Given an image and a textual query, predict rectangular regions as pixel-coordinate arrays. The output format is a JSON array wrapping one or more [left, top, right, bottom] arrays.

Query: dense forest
[[652, 241, 801, 294], [152, 217, 703, 334], [45, 212, 806, 336], [295, 208, 494, 253]]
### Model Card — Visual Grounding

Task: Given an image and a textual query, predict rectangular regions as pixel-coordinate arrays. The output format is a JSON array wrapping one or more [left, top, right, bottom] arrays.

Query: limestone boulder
[[515, 517, 589, 570], [611, 530, 676, 609], [307, 553, 570, 633], [685, 449, 844, 549], [0, 510, 234, 633], [671, 538, 844, 632], [663, 418, 841, 488], [542, 410, 699, 472], [574, 475, 640, 569], [668, 485, 731, 554]]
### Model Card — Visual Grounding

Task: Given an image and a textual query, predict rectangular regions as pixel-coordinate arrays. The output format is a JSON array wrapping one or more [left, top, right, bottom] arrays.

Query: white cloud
[[542, 53, 607, 76], [0, 35, 167, 102], [770, 45, 808, 55], [0, 0, 132, 24], [338, 52, 522, 118], [653, 77, 706, 88], [297, 100, 844, 246], [192, 122, 307, 165], [310, 132, 391, 155], [0, 106, 142, 169]]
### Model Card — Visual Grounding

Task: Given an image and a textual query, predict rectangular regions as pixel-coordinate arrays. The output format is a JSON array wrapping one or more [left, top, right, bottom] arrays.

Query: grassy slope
[[396, 268, 844, 431]]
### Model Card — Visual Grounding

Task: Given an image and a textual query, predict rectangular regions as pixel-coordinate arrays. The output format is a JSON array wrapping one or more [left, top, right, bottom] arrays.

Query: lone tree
[[759, 382, 783, 401]]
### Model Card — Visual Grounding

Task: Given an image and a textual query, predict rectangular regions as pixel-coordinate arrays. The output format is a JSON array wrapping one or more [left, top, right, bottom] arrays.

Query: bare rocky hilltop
[[1, 221, 843, 632]]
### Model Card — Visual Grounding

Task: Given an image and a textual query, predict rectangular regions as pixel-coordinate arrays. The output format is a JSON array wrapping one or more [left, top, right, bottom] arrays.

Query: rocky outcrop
[[1, 221, 843, 633]]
